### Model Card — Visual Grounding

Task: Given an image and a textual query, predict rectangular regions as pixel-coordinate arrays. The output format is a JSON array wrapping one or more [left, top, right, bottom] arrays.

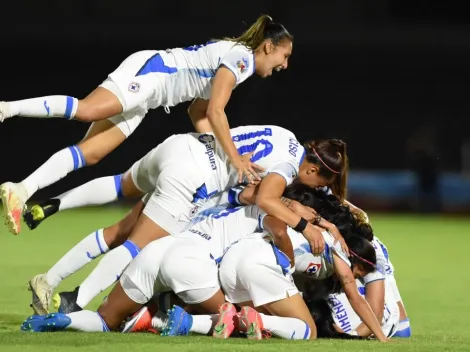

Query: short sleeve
[[267, 162, 298, 186], [219, 46, 254, 85]]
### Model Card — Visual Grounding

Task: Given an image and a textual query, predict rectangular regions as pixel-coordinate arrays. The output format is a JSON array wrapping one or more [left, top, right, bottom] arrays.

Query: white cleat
[[0, 182, 27, 235], [28, 274, 53, 315], [0, 102, 12, 122]]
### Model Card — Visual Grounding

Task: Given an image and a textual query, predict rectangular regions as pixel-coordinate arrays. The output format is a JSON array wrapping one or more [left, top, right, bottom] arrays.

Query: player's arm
[[256, 173, 325, 255], [262, 215, 294, 267], [188, 98, 211, 133], [354, 279, 385, 337], [333, 254, 389, 342], [206, 68, 241, 163]]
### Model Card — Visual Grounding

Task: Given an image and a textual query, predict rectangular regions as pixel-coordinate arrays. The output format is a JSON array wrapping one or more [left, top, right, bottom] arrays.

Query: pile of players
[[0, 15, 411, 342]]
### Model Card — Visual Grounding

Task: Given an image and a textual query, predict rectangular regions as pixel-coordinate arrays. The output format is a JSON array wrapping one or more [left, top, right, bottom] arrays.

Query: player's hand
[[285, 200, 317, 223], [302, 223, 325, 255], [328, 225, 349, 256], [233, 153, 265, 184]]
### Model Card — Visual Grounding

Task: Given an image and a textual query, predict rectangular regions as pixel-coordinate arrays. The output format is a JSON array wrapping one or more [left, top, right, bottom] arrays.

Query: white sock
[[45, 229, 108, 289], [151, 310, 169, 332], [75, 240, 140, 308], [7, 96, 78, 119], [58, 175, 124, 211], [67, 310, 110, 332], [21, 146, 86, 199], [190, 314, 219, 335], [260, 314, 311, 340]]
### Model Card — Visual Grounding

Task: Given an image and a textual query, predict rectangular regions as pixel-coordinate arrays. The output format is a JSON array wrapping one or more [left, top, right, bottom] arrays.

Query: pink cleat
[[239, 306, 264, 340], [213, 302, 238, 339]]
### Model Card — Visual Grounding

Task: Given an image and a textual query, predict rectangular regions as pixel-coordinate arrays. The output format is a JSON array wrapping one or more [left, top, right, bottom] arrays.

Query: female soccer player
[[0, 14, 293, 235], [26, 126, 348, 315], [160, 234, 388, 341]]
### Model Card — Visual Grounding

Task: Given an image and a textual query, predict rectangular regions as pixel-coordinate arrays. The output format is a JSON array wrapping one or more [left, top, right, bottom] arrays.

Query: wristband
[[294, 217, 308, 233]]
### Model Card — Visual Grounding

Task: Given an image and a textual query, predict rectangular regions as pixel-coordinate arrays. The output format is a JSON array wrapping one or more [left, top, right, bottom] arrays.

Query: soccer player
[[161, 229, 388, 341], [0, 14, 293, 235], [26, 126, 348, 314]]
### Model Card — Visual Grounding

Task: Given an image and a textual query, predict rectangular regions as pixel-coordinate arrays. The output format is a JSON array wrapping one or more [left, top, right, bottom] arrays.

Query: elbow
[[272, 228, 289, 243], [255, 193, 270, 210]]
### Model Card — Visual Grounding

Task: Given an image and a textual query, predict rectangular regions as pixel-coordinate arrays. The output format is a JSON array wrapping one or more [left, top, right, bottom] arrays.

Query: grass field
[[0, 207, 469, 351]]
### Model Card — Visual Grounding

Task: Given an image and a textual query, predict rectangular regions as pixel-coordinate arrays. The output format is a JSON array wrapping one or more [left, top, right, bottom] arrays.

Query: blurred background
[[0, 0, 469, 213]]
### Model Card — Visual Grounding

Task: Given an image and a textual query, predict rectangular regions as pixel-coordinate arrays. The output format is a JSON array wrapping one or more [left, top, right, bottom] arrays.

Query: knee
[[103, 224, 130, 249], [74, 100, 99, 122]]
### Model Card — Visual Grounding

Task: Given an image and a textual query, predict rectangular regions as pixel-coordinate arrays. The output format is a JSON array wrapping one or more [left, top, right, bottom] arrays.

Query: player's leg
[[1, 119, 127, 235], [387, 275, 411, 337], [21, 282, 143, 333], [0, 86, 121, 122], [28, 200, 145, 315], [0, 50, 159, 123], [23, 153, 147, 230]]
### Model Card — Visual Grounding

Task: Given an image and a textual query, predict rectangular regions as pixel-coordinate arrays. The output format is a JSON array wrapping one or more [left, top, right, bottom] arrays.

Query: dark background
[[0, 0, 469, 211]]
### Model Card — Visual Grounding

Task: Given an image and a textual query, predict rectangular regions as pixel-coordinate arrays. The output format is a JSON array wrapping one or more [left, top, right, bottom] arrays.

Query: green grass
[[0, 208, 469, 351]]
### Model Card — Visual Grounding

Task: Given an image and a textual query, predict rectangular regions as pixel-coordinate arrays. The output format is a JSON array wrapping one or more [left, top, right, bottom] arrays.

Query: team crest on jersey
[[305, 263, 322, 274], [237, 58, 248, 73], [198, 134, 215, 144], [128, 81, 140, 93]]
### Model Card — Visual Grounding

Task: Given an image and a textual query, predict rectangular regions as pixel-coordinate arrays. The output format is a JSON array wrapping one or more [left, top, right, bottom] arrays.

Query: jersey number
[[232, 128, 274, 162], [183, 41, 215, 51]]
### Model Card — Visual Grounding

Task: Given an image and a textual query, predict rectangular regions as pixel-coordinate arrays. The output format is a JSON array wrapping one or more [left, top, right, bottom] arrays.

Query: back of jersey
[[161, 41, 255, 106], [176, 204, 262, 261], [218, 125, 305, 186]]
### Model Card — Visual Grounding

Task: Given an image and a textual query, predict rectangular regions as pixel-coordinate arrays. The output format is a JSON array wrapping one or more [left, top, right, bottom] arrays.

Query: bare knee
[[75, 88, 123, 123], [75, 100, 105, 123]]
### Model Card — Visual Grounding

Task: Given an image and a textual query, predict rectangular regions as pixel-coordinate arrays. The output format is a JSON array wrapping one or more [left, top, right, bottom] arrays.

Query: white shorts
[[120, 236, 219, 305], [100, 79, 146, 138], [99, 50, 168, 137], [127, 134, 205, 235], [219, 238, 298, 307]]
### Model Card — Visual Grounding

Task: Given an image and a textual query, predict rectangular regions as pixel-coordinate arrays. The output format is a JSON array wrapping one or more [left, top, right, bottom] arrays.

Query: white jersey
[[155, 41, 255, 106], [188, 125, 305, 202], [174, 204, 264, 262], [328, 283, 400, 337], [285, 227, 350, 280], [372, 236, 395, 276]]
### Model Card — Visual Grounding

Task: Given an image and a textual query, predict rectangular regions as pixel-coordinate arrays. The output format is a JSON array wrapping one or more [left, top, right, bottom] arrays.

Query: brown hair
[[224, 15, 293, 50], [303, 139, 349, 201]]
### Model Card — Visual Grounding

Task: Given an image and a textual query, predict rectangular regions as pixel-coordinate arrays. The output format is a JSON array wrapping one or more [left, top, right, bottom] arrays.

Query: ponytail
[[224, 15, 293, 50]]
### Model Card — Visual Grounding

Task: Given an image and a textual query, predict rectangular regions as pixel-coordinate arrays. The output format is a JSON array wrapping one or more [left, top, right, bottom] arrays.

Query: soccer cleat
[[121, 305, 158, 334], [21, 313, 71, 332], [161, 305, 193, 336], [0, 182, 27, 235], [238, 306, 264, 340], [23, 199, 60, 230], [213, 302, 238, 339], [0, 101, 12, 122], [52, 286, 83, 314], [28, 274, 53, 315]]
